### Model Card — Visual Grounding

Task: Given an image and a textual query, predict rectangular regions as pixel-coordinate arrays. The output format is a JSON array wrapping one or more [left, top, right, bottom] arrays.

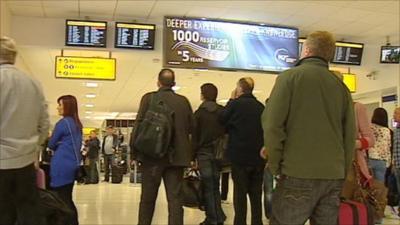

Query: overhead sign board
[[55, 56, 116, 80]]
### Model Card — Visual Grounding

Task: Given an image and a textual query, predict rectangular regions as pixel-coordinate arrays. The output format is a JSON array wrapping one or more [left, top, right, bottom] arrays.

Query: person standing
[[392, 107, 400, 215], [102, 125, 118, 182], [368, 108, 391, 182], [220, 77, 265, 225], [193, 83, 226, 225], [263, 31, 356, 225], [86, 130, 100, 184], [132, 68, 193, 225], [48, 95, 83, 225], [0, 36, 50, 225]]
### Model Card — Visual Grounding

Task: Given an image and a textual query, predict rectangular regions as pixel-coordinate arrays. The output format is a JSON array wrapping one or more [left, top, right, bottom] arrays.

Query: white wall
[[0, 1, 12, 36]]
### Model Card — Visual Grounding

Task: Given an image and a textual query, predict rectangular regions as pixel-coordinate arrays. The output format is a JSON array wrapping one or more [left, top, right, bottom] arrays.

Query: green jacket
[[262, 57, 356, 179]]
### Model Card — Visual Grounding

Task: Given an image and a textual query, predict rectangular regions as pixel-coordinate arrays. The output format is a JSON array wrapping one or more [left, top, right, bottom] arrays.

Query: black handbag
[[182, 169, 204, 210], [38, 188, 73, 225], [66, 120, 87, 182]]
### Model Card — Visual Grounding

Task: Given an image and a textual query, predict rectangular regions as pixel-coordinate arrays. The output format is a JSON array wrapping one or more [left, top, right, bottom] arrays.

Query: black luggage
[[182, 169, 204, 210], [38, 188, 73, 225], [111, 165, 123, 183]]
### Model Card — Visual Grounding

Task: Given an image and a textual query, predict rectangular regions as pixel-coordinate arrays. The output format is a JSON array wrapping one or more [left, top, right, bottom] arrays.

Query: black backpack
[[134, 92, 174, 159]]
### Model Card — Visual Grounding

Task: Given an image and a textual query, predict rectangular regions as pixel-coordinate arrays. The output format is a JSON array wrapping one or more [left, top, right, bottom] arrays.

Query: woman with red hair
[[48, 95, 83, 225]]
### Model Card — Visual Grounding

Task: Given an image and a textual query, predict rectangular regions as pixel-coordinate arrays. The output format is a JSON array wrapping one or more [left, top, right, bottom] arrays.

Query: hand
[[190, 160, 198, 170], [34, 159, 40, 170]]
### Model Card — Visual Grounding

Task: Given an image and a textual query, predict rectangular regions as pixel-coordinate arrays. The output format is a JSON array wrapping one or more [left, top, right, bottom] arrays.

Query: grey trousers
[[138, 160, 184, 225], [270, 177, 344, 225]]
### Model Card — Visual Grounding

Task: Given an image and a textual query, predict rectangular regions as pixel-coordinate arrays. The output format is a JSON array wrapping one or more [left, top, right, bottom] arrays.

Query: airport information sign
[[55, 56, 116, 80], [115, 23, 156, 49]]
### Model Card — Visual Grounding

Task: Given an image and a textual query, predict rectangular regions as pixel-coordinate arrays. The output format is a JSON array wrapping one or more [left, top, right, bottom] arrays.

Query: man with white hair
[[0, 36, 50, 225]]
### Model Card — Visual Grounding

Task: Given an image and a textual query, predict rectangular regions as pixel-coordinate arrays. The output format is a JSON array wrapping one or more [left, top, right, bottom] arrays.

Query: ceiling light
[[85, 82, 98, 88], [85, 93, 96, 98], [85, 116, 91, 119], [85, 104, 94, 108], [85, 111, 93, 114]]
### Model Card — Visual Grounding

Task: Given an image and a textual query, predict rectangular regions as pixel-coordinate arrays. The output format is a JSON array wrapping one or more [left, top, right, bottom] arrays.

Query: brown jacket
[[132, 87, 194, 166]]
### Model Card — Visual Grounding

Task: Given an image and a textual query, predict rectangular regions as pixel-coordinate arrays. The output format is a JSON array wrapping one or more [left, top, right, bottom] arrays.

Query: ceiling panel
[[8, 5, 44, 17], [115, 1, 155, 18], [80, 0, 117, 15], [5, 0, 42, 7]]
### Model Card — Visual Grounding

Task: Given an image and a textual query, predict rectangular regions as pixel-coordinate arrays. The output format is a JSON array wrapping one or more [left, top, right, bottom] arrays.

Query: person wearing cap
[[0, 36, 50, 224], [101, 125, 118, 182], [220, 77, 265, 225]]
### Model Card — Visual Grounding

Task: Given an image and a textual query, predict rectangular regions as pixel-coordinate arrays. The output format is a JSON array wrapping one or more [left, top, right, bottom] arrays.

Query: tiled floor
[[74, 177, 400, 225]]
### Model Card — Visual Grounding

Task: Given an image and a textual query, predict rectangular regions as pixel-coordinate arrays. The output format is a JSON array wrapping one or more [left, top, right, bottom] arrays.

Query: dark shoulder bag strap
[[65, 119, 81, 167]]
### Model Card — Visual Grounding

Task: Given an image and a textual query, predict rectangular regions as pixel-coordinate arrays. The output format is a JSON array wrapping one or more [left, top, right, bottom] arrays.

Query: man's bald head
[[158, 68, 175, 88]]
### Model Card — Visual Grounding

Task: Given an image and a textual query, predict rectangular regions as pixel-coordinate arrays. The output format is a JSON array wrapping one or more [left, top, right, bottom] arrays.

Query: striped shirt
[[393, 127, 400, 169]]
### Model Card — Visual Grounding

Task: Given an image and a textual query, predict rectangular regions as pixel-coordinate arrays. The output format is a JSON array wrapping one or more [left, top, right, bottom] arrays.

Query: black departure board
[[331, 42, 364, 65], [66, 20, 107, 47], [115, 22, 155, 49]]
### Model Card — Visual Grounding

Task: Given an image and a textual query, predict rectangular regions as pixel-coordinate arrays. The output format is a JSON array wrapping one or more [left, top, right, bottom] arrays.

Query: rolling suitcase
[[111, 165, 123, 183], [338, 200, 374, 225]]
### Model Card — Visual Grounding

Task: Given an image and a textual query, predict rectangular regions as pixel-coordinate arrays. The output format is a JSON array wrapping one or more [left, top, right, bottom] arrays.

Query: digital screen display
[[331, 42, 364, 65], [164, 17, 299, 73], [66, 20, 107, 47], [380, 46, 400, 64], [115, 22, 156, 49]]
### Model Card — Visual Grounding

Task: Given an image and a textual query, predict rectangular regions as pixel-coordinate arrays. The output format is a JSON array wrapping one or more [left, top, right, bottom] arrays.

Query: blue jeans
[[198, 158, 226, 224], [368, 159, 386, 182], [263, 167, 273, 219]]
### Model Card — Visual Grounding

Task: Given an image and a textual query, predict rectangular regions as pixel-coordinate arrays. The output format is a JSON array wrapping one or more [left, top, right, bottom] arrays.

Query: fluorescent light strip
[[85, 82, 98, 88], [85, 94, 96, 98], [85, 104, 94, 108]]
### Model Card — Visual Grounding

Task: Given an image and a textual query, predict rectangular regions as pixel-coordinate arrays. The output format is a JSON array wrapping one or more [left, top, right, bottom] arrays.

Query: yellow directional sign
[[343, 73, 356, 93], [55, 56, 116, 80]]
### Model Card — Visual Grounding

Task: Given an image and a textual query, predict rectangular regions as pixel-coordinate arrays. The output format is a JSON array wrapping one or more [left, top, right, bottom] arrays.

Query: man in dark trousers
[[220, 77, 265, 225], [132, 68, 193, 225], [86, 130, 100, 184], [102, 125, 118, 182], [192, 83, 226, 225], [0, 36, 50, 225]]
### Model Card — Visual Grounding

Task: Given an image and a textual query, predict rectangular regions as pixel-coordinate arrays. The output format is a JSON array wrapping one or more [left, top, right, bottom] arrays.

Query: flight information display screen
[[380, 46, 400, 64], [115, 22, 155, 49], [331, 42, 364, 65], [164, 17, 299, 73], [66, 20, 107, 47]]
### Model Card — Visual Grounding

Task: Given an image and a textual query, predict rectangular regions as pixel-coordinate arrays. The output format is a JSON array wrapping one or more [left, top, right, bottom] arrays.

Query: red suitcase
[[36, 168, 46, 189], [338, 200, 374, 225]]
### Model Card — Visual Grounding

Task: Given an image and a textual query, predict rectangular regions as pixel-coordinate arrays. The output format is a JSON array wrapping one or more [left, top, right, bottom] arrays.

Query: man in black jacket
[[220, 77, 265, 225], [193, 83, 226, 225], [132, 68, 193, 225], [87, 130, 100, 184], [102, 126, 118, 182]]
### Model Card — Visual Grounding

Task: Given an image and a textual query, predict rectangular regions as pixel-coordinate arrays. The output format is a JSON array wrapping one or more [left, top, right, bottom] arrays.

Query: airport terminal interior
[[1, 0, 400, 224]]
